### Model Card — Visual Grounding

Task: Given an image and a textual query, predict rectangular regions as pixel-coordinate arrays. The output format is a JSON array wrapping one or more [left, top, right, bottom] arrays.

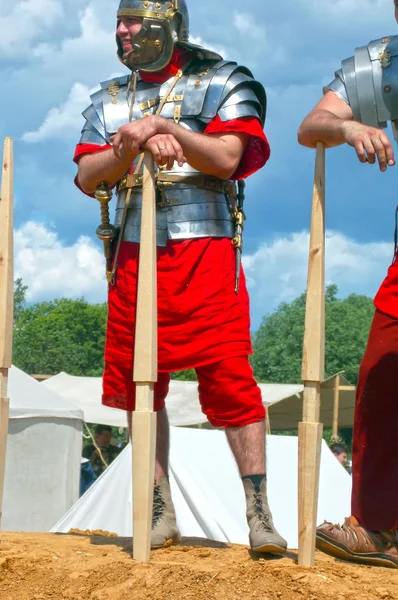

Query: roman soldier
[[74, 0, 286, 554], [298, 0, 398, 568]]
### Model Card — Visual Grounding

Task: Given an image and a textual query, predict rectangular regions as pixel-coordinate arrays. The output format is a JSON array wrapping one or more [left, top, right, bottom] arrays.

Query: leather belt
[[117, 173, 235, 196]]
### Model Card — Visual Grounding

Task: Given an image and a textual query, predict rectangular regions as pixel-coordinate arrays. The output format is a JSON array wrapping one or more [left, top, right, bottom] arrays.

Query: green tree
[[14, 278, 28, 323], [251, 292, 307, 384], [325, 291, 374, 384], [171, 369, 197, 381], [252, 285, 374, 385], [13, 298, 108, 376]]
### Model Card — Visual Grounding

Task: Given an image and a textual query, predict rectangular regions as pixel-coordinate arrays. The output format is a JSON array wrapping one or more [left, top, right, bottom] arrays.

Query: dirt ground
[[0, 531, 397, 600]]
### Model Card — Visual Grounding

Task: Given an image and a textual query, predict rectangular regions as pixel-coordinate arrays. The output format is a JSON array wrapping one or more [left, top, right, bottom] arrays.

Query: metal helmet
[[116, 0, 189, 72]]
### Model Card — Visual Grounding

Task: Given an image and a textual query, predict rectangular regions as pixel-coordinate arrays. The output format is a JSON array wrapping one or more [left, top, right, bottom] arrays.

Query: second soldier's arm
[[298, 91, 395, 172]]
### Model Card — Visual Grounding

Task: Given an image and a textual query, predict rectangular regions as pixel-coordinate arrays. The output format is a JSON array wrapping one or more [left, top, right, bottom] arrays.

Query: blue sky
[[1, 0, 396, 329]]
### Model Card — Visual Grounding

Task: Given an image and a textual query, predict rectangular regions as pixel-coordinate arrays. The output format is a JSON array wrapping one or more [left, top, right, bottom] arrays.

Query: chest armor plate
[[102, 74, 234, 246]]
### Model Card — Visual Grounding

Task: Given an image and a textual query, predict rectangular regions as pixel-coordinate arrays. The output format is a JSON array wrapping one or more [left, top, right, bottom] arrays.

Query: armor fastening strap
[[230, 180, 246, 294], [109, 68, 185, 285]]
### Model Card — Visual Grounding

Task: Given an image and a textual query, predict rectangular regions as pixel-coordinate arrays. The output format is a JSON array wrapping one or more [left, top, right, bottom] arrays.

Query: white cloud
[[189, 35, 226, 58], [22, 82, 95, 143], [228, 10, 287, 71], [243, 230, 392, 325], [233, 11, 266, 40], [15, 222, 106, 303], [0, 0, 64, 55], [25, 4, 118, 93], [32, 4, 113, 64]]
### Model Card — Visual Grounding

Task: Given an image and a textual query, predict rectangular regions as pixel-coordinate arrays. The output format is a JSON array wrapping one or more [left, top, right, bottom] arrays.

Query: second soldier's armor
[[325, 35, 398, 143]]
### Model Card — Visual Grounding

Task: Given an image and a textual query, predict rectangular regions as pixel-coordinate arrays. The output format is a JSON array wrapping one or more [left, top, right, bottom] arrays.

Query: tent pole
[[266, 411, 271, 435], [298, 143, 325, 567], [331, 374, 341, 442], [0, 138, 14, 529], [132, 151, 157, 563]]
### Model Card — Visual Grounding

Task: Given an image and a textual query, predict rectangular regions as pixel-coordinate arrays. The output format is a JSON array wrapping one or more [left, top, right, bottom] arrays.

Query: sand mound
[[0, 532, 397, 600]]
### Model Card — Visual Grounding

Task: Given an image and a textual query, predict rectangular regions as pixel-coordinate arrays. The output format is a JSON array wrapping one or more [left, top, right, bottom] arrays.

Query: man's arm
[[111, 115, 249, 180], [77, 147, 136, 195], [297, 91, 354, 148], [77, 114, 166, 194], [157, 119, 249, 180], [298, 91, 395, 172]]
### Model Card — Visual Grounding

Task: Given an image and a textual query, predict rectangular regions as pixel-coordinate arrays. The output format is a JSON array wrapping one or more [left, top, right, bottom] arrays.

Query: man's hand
[[111, 115, 161, 159], [89, 449, 98, 464], [144, 133, 185, 170], [341, 121, 395, 172]]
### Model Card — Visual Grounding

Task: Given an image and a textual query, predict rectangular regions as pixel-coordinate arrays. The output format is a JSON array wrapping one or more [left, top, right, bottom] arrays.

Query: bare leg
[[226, 420, 286, 552], [127, 407, 169, 482], [154, 407, 169, 482], [225, 420, 266, 477]]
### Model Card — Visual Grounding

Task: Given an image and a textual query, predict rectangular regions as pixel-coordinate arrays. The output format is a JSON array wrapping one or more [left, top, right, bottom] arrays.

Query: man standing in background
[[82, 425, 120, 477]]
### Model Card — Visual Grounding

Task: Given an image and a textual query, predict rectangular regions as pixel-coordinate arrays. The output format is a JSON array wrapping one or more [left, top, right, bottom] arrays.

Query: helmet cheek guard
[[121, 18, 174, 72]]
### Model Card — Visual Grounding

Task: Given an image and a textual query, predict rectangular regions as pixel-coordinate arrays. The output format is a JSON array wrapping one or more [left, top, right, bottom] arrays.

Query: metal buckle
[[233, 211, 244, 227], [118, 173, 143, 191], [157, 197, 179, 208], [232, 234, 242, 249], [139, 96, 160, 111], [139, 94, 183, 112]]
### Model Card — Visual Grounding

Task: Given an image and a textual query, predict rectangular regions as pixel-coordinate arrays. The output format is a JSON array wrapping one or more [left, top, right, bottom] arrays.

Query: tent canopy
[[9, 366, 83, 421], [42, 372, 354, 430]]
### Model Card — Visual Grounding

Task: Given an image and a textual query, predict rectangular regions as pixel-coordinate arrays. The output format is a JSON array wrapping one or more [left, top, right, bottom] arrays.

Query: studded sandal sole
[[316, 532, 398, 569]]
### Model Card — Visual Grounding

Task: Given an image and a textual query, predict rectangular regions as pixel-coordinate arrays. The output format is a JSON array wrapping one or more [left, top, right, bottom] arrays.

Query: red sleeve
[[203, 115, 270, 180], [73, 143, 111, 196], [73, 142, 111, 164]]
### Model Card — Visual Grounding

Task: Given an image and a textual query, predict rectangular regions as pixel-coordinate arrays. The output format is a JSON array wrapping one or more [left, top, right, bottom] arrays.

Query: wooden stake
[[331, 374, 341, 442], [298, 143, 325, 567], [0, 138, 14, 529], [132, 151, 157, 563]]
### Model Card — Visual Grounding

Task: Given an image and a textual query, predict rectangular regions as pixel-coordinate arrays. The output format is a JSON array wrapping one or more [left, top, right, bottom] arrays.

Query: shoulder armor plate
[[326, 35, 398, 142], [181, 60, 266, 124], [180, 60, 234, 118]]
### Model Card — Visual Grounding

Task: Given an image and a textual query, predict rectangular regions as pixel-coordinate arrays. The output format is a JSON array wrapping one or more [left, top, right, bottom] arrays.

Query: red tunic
[[351, 308, 398, 530], [373, 255, 398, 318], [74, 54, 270, 407]]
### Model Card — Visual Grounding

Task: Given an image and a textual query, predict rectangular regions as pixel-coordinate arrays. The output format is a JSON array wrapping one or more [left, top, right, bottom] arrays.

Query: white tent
[[3, 366, 84, 532], [43, 372, 355, 430], [52, 428, 351, 549]]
